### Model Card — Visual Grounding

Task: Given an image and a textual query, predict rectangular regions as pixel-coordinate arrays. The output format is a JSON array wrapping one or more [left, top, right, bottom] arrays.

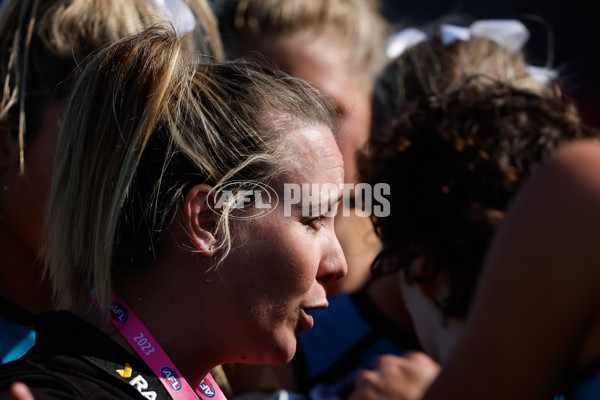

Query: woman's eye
[[307, 216, 324, 231]]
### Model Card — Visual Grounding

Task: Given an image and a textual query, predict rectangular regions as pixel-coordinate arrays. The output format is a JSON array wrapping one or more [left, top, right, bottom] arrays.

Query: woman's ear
[[183, 184, 218, 255]]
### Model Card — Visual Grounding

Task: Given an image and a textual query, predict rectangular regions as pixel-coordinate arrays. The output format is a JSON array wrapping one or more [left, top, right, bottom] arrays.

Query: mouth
[[299, 309, 314, 331], [299, 302, 328, 332]]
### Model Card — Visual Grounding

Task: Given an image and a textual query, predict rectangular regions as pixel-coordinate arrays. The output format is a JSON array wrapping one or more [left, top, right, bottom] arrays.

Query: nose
[[317, 234, 348, 286]]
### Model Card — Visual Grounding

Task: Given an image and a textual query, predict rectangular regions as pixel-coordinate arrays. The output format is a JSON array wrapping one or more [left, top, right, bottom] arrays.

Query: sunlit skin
[[245, 30, 377, 295], [220, 28, 382, 395], [96, 122, 347, 388], [215, 123, 348, 365], [253, 30, 372, 186]]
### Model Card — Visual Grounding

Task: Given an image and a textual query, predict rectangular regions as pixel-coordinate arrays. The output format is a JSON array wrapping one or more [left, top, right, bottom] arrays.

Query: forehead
[[282, 123, 344, 185], [258, 30, 368, 98]]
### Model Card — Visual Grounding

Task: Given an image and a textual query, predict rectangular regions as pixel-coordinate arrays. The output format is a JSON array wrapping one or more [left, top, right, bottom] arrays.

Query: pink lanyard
[[107, 293, 226, 400]]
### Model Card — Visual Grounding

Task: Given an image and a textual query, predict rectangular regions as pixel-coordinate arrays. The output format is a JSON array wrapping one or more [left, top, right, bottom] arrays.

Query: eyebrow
[[294, 192, 343, 216], [318, 193, 343, 214]]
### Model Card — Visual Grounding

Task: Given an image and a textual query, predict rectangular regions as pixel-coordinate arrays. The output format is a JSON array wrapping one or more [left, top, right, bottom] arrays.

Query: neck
[[398, 273, 464, 364], [82, 286, 217, 388], [108, 251, 227, 388], [0, 227, 52, 315], [367, 271, 415, 333]]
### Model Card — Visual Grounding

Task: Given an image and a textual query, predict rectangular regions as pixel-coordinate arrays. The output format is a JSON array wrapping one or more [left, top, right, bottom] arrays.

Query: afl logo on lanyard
[[161, 367, 182, 391], [109, 302, 128, 323], [197, 377, 216, 398]]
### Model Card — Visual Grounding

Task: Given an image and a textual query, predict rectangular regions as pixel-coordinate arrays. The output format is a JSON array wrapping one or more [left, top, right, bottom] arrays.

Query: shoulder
[[422, 139, 600, 399], [0, 354, 139, 399], [503, 139, 600, 283], [0, 357, 89, 399]]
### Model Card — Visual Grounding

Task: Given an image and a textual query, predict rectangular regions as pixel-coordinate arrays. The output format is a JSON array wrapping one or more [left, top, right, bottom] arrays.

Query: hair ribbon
[[440, 20, 529, 52], [385, 28, 427, 59], [386, 19, 557, 84], [147, 0, 196, 37]]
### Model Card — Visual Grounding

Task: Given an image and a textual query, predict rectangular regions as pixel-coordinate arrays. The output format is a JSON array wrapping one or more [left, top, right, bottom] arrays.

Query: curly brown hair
[[361, 80, 597, 318]]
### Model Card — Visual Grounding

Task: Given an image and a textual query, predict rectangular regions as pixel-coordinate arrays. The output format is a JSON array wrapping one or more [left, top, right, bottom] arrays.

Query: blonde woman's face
[[220, 123, 347, 364]]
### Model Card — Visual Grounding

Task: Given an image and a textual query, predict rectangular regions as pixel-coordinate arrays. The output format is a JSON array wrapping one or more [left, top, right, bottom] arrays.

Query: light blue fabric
[[0, 313, 35, 364]]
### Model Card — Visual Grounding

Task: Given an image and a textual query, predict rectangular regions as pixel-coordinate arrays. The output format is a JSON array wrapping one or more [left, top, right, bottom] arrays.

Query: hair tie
[[146, 0, 196, 37]]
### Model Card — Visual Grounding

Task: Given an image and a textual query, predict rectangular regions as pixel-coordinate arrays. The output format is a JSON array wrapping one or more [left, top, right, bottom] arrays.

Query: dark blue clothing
[[293, 287, 420, 400], [555, 363, 600, 400]]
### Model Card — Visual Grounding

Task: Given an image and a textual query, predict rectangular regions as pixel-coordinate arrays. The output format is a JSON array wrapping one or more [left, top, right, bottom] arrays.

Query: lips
[[299, 308, 314, 331], [299, 301, 328, 332], [298, 309, 315, 331]]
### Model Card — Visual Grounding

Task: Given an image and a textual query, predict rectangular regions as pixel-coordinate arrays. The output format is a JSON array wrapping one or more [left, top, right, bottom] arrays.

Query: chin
[[268, 332, 298, 365]]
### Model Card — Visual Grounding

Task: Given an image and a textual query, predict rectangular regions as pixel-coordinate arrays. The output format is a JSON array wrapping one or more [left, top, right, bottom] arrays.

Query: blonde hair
[[45, 28, 338, 312], [0, 0, 223, 172], [218, 0, 390, 90]]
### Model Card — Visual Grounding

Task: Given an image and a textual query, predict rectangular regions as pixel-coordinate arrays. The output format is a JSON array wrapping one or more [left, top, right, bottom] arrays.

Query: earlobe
[[184, 184, 218, 255]]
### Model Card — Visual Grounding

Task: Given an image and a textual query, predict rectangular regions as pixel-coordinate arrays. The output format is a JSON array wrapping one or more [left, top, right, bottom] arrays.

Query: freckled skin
[[218, 123, 348, 364], [245, 31, 376, 296]]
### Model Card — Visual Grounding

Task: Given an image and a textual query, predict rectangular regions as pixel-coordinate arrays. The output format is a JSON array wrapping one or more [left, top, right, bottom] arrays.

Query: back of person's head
[[45, 27, 338, 312], [217, 0, 389, 91], [372, 21, 554, 139], [362, 80, 595, 318], [0, 0, 222, 171]]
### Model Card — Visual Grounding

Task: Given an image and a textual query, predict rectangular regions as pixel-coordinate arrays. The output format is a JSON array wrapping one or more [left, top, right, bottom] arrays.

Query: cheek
[[336, 96, 372, 182], [265, 253, 316, 302], [239, 231, 316, 306]]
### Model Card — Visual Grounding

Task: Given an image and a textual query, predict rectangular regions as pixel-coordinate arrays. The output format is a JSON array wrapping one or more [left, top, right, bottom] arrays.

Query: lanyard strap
[[108, 293, 226, 400]]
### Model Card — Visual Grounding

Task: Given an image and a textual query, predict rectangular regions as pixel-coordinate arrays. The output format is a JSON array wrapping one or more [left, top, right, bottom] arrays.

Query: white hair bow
[[440, 19, 529, 52], [147, 0, 196, 37], [385, 28, 428, 59], [385, 19, 557, 84]]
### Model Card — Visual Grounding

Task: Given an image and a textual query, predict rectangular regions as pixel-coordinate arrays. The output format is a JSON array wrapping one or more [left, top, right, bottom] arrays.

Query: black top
[[0, 295, 35, 328], [0, 311, 173, 399]]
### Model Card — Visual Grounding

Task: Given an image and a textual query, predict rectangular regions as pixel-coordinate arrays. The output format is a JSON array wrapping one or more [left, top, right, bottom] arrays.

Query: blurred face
[[253, 31, 372, 184], [221, 123, 347, 364], [0, 102, 62, 313], [0, 102, 63, 255]]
